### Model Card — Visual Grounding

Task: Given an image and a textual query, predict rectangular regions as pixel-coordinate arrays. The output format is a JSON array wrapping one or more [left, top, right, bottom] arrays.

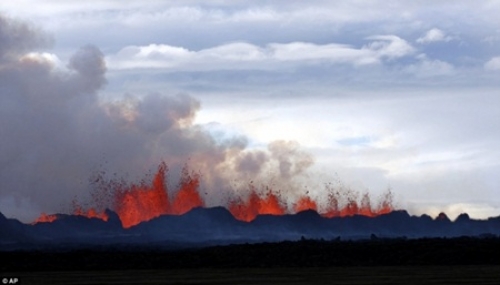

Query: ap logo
[[2, 278, 18, 284]]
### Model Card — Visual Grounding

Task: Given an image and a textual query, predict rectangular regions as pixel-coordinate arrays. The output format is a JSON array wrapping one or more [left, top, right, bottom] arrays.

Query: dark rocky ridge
[[1, 208, 500, 250]]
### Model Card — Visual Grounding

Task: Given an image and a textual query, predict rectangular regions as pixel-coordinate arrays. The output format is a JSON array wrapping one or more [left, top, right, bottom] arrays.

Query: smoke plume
[[0, 14, 318, 222]]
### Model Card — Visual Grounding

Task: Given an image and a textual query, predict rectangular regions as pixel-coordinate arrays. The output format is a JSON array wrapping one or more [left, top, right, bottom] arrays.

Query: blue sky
[[1, 1, 500, 221]]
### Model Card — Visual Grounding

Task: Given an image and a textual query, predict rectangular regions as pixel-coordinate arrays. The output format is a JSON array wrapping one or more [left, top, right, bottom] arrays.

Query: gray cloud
[[4, 0, 500, 54], [0, 15, 108, 219], [0, 14, 319, 222], [268, 141, 314, 179], [236, 151, 269, 175], [0, 15, 51, 61]]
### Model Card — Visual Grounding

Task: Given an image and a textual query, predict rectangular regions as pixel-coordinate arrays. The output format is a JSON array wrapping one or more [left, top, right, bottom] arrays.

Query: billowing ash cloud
[[0, 15, 51, 60], [0, 14, 314, 222]]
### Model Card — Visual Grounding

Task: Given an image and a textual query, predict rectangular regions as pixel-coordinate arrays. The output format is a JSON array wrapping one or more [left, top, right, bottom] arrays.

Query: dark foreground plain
[[2, 237, 500, 284], [4, 266, 500, 285]]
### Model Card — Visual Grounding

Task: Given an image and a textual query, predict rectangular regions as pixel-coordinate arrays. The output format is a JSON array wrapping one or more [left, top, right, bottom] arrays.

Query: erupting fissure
[[112, 162, 204, 228], [33, 162, 394, 228], [229, 186, 286, 222], [32, 213, 58, 224]]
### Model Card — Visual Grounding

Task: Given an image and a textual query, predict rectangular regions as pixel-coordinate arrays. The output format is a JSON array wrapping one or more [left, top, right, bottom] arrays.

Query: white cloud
[[405, 54, 454, 77], [416, 28, 452, 44], [112, 44, 193, 69], [199, 42, 267, 61], [107, 36, 415, 71], [365, 35, 416, 59], [269, 42, 372, 63], [485, 56, 500, 70]]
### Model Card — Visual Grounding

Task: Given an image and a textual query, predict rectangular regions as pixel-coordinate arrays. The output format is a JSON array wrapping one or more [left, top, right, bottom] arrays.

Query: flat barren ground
[[4, 266, 500, 285], [2, 237, 500, 284]]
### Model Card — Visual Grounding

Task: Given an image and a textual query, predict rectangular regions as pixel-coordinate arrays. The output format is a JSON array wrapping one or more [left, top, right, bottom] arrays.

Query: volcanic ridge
[[2, 162, 500, 250], [2, 207, 500, 251]]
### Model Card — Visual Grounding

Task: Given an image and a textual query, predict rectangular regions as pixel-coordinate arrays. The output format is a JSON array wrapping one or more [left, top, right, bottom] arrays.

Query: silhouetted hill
[[1, 208, 500, 250], [0, 212, 33, 244]]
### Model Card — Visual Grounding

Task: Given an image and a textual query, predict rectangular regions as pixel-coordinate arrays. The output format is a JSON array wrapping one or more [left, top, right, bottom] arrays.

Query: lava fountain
[[33, 161, 394, 228]]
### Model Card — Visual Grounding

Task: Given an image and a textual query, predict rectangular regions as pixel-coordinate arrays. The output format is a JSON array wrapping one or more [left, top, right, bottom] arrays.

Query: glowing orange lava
[[32, 161, 395, 227], [110, 163, 204, 228], [32, 212, 58, 224], [170, 167, 204, 215], [323, 191, 393, 218], [229, 187, 286, 222], [258, 192, 285, 216], [114, 162, 170, 228], [294, 195, 318, 213], [74, 207, 109, 221]]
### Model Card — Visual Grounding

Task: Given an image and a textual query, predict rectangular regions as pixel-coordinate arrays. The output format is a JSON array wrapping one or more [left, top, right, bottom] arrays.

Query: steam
[[0, 14, 315, 222]]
